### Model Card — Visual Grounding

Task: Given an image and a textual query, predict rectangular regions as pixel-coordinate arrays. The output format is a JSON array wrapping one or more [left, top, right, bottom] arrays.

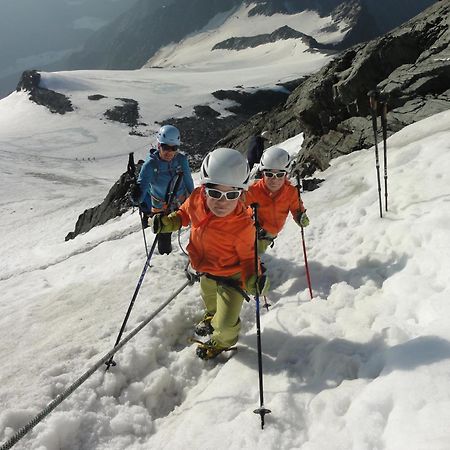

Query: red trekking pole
[[301, 227, 313, 300], [295, 173, 313, 300]]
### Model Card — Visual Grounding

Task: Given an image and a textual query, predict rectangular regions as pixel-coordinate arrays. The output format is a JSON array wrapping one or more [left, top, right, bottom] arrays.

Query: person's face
[[263, 170, 287, 193], [158, 143, 178, 161], [205, 184, 242, 217]]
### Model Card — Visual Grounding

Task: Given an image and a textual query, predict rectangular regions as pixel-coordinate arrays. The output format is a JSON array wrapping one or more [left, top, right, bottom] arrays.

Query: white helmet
[[260, 130, 270, 139], [157, 125, 181, 146], [200, 148, 250, 189], [260, 147, 291, 171]]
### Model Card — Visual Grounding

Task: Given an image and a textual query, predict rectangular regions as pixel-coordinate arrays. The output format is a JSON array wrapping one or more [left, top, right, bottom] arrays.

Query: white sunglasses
[[205, 187, 242, 201]]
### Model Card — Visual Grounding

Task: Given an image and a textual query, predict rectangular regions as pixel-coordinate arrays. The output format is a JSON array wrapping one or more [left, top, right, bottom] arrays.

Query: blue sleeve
[[181, 156, 194, 194], [137, 157, 155, 203]]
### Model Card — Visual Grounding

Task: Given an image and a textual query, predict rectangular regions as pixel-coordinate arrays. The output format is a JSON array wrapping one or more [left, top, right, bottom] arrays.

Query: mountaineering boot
[[194, 313, 214, 336], [196, 339, 229, 360]]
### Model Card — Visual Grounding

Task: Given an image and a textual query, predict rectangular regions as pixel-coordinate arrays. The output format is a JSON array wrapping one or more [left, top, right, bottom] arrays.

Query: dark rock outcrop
[[88, 94, 107, 101], [212, 87, 294, 116], [219, 1, 450, 176], [194, 105, 221, 118], [212, 26, 327, 51], [16, 70, 73, 114], [65, 161, 143, 241], [104, 98, 140, 127]]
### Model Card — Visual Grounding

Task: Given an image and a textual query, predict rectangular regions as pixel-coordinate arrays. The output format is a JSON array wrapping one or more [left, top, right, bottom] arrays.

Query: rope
[[0, 279, 192, 450]]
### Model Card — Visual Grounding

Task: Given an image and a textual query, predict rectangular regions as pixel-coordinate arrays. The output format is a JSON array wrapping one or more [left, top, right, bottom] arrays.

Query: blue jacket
[[137, 149, 194, 211]]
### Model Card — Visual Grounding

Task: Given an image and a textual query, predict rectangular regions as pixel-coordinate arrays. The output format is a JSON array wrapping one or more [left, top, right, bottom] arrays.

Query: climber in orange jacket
[[150, 147, 269, 360], [244, 147, 309, 253]]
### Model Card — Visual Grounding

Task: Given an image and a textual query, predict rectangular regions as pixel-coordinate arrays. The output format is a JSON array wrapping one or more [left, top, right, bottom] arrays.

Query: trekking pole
[[380, 100, 388, 211], [105, 171, 185, 369], [105, 235, 158, 369], [368, 90, 383, 218], [294, 173, 313, 300], [127, 152, 148, 257], [250, 203, 271, 429]]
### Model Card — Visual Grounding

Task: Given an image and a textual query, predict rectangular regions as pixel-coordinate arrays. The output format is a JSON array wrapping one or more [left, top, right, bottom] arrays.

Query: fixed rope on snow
[[0, 278, 195, 450]]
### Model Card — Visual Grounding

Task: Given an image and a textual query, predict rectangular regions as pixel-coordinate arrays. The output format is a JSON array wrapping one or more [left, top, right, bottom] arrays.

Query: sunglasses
[[160, 144, 178, 152], [263, 171, 287, 178], [205, 187, 242, 201]]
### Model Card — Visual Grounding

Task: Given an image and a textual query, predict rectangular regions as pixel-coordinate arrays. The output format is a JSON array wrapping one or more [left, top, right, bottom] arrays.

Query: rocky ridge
[[212, 25, 328, 52], [16, 70, 73, 115]]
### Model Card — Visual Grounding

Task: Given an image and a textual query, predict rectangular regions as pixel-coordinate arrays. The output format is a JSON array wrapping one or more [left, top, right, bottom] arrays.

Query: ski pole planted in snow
[[368, 90, 383, 218], [294, 173, 313, 299], [250, 203, 271, 429], [380, 99, 389, 211], [105, 170, 184, 369]]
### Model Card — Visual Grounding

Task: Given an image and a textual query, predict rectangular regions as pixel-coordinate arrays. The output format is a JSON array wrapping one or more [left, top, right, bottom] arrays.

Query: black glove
[[130, 183, 141, 204]]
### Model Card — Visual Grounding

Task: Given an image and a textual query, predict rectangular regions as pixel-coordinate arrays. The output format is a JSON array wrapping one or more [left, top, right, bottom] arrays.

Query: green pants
[[200, 274, 244, 348], [258, 232, 277, 254]]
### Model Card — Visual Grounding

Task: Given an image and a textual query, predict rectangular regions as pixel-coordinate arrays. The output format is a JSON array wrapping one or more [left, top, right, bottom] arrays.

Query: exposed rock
[[168, 87, 296, 169], [194, 105, 220, 118], [104, 98, 140, 127], [65, 160, 143, 241], [16, 70, 73, 114], [164, 115, 244, 170], [88, 94, 107, 100], [276, 77, 306, 93], [212, 26, 327, 51], [212, 87, 292, 116], [302, 178, 325, 191]]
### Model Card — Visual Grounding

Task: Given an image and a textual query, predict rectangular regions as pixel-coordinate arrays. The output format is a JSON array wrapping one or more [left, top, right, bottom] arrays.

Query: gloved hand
[[150, 212, 182, 234], [296, 211, 310, 228], [245, 273, 270, 296], [130, 183, 141, 204], [150, 214, 162, 234]]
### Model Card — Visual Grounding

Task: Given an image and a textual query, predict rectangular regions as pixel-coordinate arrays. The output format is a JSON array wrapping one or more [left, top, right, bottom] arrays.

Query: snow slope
[[147, 3, 347, 68], [1, 97, 450, 449]]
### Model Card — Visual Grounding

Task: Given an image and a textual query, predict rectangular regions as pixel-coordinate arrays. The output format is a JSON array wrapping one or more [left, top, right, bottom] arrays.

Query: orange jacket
[[176, 187, 255, 282], [244, 179, 305, 235]]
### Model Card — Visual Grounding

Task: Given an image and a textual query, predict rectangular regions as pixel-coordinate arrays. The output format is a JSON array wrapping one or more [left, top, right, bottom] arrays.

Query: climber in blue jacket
[[132, 124, 194, 254]]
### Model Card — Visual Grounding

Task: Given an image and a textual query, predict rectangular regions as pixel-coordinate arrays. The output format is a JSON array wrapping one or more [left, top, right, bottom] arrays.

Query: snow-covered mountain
[[0, 0, 138, 98], [66, 0, 437, 71]]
